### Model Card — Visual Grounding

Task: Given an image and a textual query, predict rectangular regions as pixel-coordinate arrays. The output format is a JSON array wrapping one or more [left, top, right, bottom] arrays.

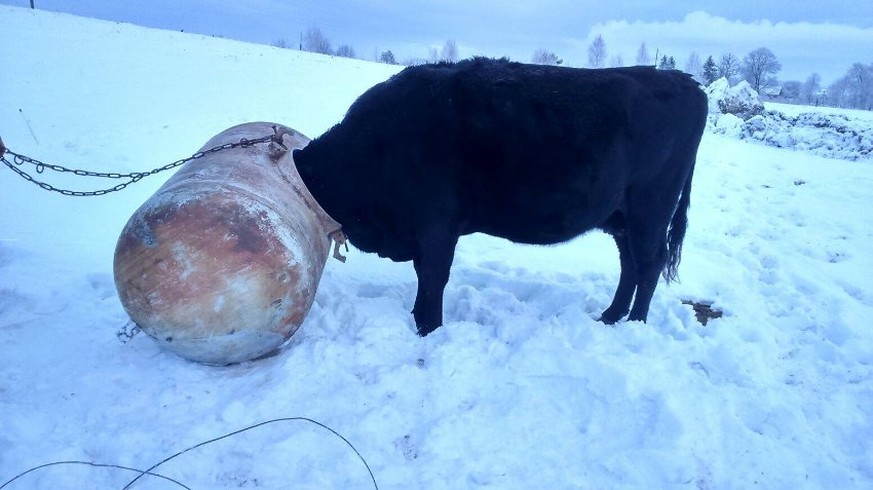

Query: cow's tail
[[663, 167, 694, 283]]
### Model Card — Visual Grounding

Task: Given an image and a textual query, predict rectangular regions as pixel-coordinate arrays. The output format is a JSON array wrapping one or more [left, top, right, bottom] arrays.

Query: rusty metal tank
[[113, 122, 344, 365]]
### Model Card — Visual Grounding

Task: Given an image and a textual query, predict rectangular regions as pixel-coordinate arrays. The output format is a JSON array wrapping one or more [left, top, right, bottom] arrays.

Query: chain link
[[1, 135, 274, 197]]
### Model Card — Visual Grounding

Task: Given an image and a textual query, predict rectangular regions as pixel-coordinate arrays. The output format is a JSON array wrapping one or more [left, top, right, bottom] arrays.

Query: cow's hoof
[[416, 321, 441, 336], [598, 309, 626, 325]]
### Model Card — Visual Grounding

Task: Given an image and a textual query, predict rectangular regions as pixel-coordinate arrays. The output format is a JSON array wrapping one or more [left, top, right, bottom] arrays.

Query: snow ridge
[[708, 109, 873, 161]]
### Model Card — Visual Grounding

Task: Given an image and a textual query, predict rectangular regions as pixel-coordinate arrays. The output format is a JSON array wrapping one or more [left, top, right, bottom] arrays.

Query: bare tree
[[380, 50, 397, 65], [741, 47, 782, 93], [587, 34, 606, 68], [609, 54, 624, 68], [801, 73, 821, 105], [635, 42, 652, 65], [272, 38, 290, 49], [532, 49, 562, 66], [781, 81, 802, 103], [684, 52, 702, 81], [428, 47, 440, 64], [302, 26, 332, 55], [403, 57, 430, 66], [335, 44, 356, 59], [828, 77, 849, 107], [717, 53, 740, 84], [850, 63, 873, 110], [832, 62, 873, 109], [441, 39, 458, 62]]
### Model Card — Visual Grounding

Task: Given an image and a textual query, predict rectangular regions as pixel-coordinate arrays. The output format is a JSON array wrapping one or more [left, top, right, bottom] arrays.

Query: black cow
[[293, 57, 708, 336]]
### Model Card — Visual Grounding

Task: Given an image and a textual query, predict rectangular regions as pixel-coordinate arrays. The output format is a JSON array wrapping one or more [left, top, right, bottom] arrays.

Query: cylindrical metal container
[[114, 122, 341, 365]]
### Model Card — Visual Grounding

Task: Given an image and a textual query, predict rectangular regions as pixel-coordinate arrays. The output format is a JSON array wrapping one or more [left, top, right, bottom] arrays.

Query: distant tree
[[609, 54, 624, 68], [801, 73, 821, 105], [684, 52, 702, 81], [830, 62, 873, 110], [782, 80, 802, 103], [741, 47, 782, 93], [380, 50, 397, 65], [635, 42, 652, 65], [302, 26, 332, 55], [828, 77, 849, 107], [441, 39, 459, 62], [657, 55, 676, 70], [403, 57, 430, 66], [335, 44, 356, 59], [428, 47, 440, 64], [532, 49, 562, 66], [587, 34, 606, 68], [717, 53, 741, 84], [849, 62, 873, 110], [272, 38, 290, 49], [702, 56, 719, 85]]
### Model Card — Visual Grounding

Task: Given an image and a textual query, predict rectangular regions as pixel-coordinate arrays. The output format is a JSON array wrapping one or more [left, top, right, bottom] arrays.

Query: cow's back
[[405, 59, 706, 244]]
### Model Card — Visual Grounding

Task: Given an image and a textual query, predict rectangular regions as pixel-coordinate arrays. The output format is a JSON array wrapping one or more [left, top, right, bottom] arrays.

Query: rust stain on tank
[[228, 209, 271, 255]]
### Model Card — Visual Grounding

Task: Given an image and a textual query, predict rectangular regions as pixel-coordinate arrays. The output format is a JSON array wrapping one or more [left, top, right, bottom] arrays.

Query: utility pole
[[30, 1, 35, 8]]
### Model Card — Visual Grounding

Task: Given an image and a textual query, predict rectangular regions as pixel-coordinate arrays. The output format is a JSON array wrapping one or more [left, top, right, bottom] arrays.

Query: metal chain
[[0, 134, 274, 197]]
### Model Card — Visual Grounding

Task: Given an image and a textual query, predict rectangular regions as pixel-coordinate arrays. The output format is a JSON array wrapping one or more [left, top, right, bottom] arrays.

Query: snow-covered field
[[2, 6, 872, 489]]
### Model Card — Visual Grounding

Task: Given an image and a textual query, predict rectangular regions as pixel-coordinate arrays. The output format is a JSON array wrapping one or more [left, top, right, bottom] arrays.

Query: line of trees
[[273, 27, 359, 60], [276, 27, 463, 67], [583, 34, 871, 110], [278, 26, 871, 110], [581, 36, 775, 89], [826, 63, 873, 110], [532, 49, 562, 66], [697, 49, 870, 110]]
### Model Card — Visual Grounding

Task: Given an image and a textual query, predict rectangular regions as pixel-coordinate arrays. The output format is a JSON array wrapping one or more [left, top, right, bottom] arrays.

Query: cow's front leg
[[412, 227, 459, 336]]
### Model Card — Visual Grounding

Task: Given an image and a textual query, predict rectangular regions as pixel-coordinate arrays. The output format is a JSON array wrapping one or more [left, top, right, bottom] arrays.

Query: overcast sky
[[3, 1, 871, 84]]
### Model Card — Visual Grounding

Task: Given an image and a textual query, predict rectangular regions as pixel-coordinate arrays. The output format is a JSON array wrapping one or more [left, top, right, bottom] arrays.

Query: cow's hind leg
[[600, 229, 637, 324], [623, 158, 695, 322], [623, 208, 673, 322], [626, 231, 668, 322], [412, 226, 459, 336]]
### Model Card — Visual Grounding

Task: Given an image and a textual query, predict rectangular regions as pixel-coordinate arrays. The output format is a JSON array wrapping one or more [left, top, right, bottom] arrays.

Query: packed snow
[[1, 6, 872, 489], [705, 78, 873, 161]]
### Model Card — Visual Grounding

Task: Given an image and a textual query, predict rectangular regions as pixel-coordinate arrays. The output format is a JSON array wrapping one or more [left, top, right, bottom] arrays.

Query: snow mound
[[704, 77, 765, 120], [703, 77, 731, 113], [708, 108, 873, 161], [704, 77, 872, 161]]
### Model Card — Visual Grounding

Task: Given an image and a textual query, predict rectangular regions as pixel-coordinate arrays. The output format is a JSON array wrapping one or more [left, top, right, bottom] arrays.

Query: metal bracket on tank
[[267, 125, 295, 161], [329, 229, 349, 263]]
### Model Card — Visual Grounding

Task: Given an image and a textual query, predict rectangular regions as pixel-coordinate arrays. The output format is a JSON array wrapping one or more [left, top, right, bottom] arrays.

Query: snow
[[704, 78, 765, 120], [2, 6, 872, 489], [705, 80, 873, 162], [708, 109, 873, 161]]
